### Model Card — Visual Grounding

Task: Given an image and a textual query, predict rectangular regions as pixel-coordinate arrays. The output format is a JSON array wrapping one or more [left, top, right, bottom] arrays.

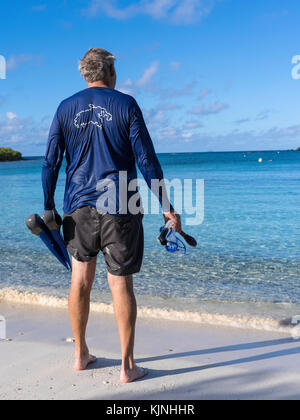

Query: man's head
[[79, 48, 116, 89]]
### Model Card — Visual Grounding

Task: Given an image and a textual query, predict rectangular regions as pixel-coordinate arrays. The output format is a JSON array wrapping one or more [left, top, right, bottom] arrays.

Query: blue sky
[[0, 0, 300, 155]]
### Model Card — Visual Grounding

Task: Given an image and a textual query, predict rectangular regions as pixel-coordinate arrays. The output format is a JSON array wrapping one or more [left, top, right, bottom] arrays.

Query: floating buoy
[[258, 158, 263, 163]]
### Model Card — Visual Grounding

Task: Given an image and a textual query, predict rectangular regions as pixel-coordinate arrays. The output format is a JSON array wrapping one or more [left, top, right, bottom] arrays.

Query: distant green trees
[[0, 147, 22, 161]]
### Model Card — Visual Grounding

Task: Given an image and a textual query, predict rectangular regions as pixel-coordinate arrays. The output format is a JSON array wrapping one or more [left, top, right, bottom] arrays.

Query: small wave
[[0, 288, 292, 334]]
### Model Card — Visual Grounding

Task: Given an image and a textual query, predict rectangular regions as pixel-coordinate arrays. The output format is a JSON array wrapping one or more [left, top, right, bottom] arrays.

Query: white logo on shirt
[[74, 104, 112, 129]]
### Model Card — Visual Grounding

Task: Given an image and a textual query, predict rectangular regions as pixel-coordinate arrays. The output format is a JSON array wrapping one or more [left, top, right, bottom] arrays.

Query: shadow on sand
[[87, 337, 300, 380]]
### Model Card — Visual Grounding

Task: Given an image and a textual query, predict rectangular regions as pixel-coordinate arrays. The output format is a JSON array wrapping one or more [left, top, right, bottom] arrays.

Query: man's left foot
[[120, 365, 148, 383], [73, 354, 97, 371]]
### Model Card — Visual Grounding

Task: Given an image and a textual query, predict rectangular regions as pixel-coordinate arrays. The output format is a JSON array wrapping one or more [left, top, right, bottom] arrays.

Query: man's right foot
[[120, 365, 148, 383]]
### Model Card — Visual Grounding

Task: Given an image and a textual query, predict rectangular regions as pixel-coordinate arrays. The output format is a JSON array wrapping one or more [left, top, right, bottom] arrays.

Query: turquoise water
[[0, 151, 299, 320]]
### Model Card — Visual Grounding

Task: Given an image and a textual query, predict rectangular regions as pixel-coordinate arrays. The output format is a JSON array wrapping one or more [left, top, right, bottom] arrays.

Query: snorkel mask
[[158, 221, 187, 255]]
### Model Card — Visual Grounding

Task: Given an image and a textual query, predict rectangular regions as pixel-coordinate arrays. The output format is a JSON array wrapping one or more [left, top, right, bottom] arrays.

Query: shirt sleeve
[[129, 100, 173, 212], [42, 109, 65, 211]]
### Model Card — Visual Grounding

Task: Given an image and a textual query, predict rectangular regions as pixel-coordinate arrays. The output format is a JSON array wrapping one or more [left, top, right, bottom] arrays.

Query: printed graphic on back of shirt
[[74, 104, 112, 129]]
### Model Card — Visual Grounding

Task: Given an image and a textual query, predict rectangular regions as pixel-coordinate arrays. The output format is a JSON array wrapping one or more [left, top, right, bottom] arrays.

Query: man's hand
[[42, 209, 62, 230], [163, 210, 182, 233]]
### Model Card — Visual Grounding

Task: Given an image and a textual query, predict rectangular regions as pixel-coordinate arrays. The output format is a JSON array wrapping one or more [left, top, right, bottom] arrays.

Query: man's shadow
[[87, 337, 300, 380]]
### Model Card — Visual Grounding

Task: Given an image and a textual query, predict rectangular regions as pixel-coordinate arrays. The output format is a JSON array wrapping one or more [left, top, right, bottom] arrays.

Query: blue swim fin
[[26, 213, 71, 271], [42, 210, 72, 271], [50, 230, 72, 271]]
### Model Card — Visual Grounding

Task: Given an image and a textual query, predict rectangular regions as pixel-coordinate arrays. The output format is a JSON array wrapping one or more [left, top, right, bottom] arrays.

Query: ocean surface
[[0, 150, 299, 331]]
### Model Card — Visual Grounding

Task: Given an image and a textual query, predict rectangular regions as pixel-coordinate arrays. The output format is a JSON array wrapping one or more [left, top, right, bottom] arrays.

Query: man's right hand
[[163, 211, 182, 233]]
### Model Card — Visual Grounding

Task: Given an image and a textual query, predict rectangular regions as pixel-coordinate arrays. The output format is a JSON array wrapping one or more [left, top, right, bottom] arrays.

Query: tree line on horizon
[[0, 147, 23, 161]]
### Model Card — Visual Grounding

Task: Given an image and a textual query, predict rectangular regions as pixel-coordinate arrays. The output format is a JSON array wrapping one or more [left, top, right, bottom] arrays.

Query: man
[[42, 48, 181, 383]]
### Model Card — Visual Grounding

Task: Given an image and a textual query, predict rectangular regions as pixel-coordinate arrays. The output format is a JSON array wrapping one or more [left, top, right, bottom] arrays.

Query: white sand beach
[[1, 300, 300, 400]]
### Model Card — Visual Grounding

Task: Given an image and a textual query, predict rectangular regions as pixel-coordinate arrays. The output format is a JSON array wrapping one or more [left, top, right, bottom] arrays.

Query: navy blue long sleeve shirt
[[42, 87, 168, 215]]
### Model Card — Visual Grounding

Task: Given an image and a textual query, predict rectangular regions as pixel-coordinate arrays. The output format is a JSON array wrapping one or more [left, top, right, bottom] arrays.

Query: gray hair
[[78, 48, 115, 83]]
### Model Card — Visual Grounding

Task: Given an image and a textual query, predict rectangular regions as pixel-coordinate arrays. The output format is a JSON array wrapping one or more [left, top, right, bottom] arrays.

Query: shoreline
[[1, 300, 300, 400], [0, 287, 297, 335], [0, 157, 35, 162]]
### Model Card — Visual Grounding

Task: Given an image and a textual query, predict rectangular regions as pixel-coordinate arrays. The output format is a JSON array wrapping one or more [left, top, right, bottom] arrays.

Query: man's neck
[[88, 81, 110, 88]]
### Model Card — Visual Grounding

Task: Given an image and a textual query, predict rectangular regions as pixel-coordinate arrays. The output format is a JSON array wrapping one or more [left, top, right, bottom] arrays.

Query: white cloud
[[266, 124, 300, 138], [143, 106, 169, 132], [256, 110, 272, 121], [169, 61, 181, 71], [160, 103, 182, 111], [6, 54, 42, 71], [198, 88, 212, 99], [0, 112, 50, 148], [168, 0, 214, 24], [235, 118, 250, 125], [136, 62, 160, 87], [6, 112, 17, 120], [117, 79, 135, 95], [158, 79, 198, 100], [183, 120, 203, 129], [158, 127, 178, 138], [156, 124, 300, 151], [191, 101, 229, 116], [118, 62, 160, 95], [182, 131, 194, 138], [84, 0, 215, 25]]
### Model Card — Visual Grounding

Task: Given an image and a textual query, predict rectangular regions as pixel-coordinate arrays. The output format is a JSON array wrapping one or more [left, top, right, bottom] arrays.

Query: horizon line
[[21, 148, 299, 158]]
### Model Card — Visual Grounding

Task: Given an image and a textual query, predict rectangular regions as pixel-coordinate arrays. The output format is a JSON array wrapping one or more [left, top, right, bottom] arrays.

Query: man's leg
[[108, 272, 147, 383], [69, 256, 97, 371]]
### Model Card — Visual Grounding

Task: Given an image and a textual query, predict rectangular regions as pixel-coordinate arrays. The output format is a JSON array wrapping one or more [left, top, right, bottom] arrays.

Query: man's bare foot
[[73, 354, 97, 371], [120, 365, 148, 383]]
